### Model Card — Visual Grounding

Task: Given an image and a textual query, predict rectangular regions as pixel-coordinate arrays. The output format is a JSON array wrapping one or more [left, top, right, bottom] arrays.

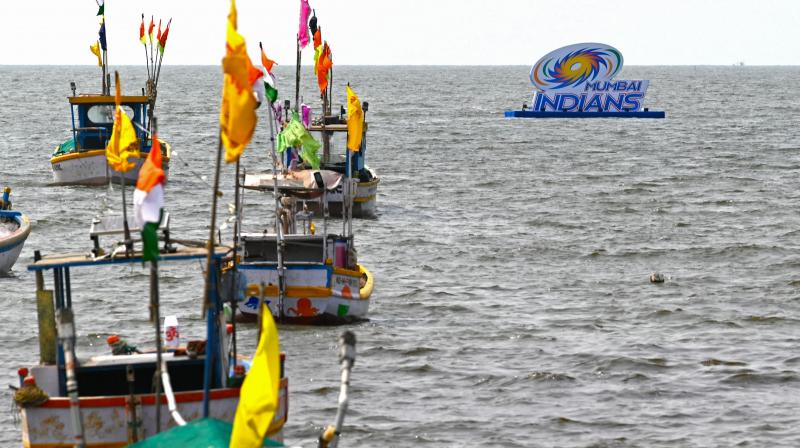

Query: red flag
[[139, 16, 145, 44], [148, 16, 155, 43], [158, 19, 171, 54], [157, 19, 162, 42], [313, 28, 321, 49]]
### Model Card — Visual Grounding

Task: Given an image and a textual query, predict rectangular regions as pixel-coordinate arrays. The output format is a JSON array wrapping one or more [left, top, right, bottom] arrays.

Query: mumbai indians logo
[[530, 43, 623, 91]]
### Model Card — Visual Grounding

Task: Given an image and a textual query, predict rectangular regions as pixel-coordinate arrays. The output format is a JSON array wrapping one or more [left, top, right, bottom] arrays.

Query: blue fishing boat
[[0, 187, 31, 273]]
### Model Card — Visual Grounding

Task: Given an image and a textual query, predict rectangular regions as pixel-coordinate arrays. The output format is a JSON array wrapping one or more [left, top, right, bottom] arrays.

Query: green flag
[[96, 1, 104, 16], [276, 112, 321, 169], [264, 74, 278, 104], [141, 222, 160, 262]]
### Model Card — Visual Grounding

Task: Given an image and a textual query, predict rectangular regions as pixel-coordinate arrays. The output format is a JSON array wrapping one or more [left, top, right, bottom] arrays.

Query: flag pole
[[267, 100, 285, 323], [149, 17, 156, 86], [228, 159, 241, 371], [295, 36, 301, 112], [149, 116, 164, 433], [113, 71, 134, 257], [151, 256, 162, 431], [204, 135, 224, 314], [329, 66, 333, 115], [142, 14, 151, 82]]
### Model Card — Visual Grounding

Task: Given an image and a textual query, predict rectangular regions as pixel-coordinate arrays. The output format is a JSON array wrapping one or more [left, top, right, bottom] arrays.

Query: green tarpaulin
[[128, 418, 284, 447]]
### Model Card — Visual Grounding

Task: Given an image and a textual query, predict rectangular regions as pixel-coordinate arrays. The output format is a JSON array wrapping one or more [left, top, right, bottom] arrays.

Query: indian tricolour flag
[[133, 137, 165, 261], [260, 43, 278, 103]]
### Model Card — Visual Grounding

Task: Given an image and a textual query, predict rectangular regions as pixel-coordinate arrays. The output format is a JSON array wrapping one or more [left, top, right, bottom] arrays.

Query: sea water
[[0, 65, 799, 447]]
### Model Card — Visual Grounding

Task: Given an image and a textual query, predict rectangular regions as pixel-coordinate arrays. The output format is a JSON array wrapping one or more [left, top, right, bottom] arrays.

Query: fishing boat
[[260, 7, 380, 219], [50, 7, 173, 186], [15, 230, 289, 446], [127, 330, 358, 447], [51, 92, 171, 186], [0, 187, 31, 273], [235, 165, 375, 324], [280, 113, 380, 219], [223, 9, 375, 324]]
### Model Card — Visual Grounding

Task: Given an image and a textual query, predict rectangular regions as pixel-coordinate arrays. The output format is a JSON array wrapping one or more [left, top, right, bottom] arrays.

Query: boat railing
[[89, 213, 174, 257]]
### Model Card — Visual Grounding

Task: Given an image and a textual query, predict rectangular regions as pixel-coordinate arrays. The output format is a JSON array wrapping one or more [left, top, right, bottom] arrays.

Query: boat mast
[[267, 101, 286, 323]]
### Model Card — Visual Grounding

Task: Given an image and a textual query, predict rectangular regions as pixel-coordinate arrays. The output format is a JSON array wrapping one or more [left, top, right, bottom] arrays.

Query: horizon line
[[2, 63, 798, 67]]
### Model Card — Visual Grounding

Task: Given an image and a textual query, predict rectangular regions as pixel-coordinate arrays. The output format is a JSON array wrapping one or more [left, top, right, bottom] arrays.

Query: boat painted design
[[237, 260, 374, 325], [0, 210, 31, 273], [20, 369, 287, 446], [51, 96, 171, 186]]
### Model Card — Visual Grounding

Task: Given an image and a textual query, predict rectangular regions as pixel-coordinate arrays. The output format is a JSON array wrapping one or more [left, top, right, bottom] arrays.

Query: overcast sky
[[2, 0, 799, 66]]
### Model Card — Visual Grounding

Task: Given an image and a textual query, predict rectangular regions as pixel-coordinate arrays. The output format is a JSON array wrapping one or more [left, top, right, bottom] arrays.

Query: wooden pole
[[34, 251, 56, 365], [111, 72, 133, 257], [150, 260, 163, 432], [203, 136, 224, 314], [229, 160, 241, 369], [295, 37, 301, 112]]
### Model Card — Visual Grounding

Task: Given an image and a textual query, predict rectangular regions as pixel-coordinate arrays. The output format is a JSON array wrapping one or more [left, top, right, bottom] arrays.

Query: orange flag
[[316, 42, 332, 93], [260, 42, 276, 74]]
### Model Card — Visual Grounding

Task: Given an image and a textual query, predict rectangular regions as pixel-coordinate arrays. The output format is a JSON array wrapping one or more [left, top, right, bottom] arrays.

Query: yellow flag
[[106, 73, 140, 173], [89, 42, 102, 67], [230, 304, 280, 447], [220, 0, 256, 163], [346, 85, 363, 152]]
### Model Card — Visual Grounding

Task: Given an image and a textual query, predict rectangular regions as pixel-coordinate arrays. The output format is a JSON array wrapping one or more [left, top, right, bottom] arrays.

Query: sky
[[2, 0, 800, 66]]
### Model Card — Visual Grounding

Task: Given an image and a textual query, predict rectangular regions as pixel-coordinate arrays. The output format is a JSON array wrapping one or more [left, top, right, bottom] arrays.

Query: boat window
[[87, 105, 135, 125]]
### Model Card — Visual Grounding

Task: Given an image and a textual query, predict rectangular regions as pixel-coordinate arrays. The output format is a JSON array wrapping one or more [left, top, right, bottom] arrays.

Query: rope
[[14, 386, 49, 407]]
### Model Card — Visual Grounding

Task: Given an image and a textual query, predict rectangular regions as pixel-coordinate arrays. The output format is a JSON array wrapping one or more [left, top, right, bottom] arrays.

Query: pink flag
[[301, 103, 311, 127], [298, 0, 311, 48]]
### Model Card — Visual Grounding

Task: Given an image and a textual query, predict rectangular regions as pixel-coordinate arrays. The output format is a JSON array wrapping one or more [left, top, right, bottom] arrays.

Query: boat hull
[[20, 381, 287, 447], [50, 145, 171, 187], [236, 264, 374, 324], [0, 213, 31, 273]]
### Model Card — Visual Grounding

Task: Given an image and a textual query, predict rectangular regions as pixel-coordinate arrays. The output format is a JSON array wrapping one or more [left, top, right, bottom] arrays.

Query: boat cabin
[[57, 95, 153, 155]]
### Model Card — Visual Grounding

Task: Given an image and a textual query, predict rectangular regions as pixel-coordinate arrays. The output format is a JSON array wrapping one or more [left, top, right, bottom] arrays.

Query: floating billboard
[[506, 43, 664, 118]]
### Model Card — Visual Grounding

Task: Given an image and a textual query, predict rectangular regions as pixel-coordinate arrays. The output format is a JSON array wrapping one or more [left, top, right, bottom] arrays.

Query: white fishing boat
[[234, 172, 374, 324], [15, 228, 288, 446], [51, 94, 172, 186], [231, 82, 375, 324], [0, 188, 31, 273], [50, 5, 172, 186]]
